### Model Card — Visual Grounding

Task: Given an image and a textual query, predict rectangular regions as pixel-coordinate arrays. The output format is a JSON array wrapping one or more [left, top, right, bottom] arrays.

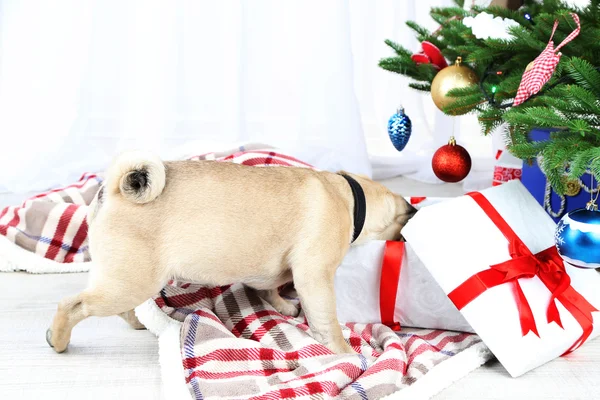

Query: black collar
[[340, 174, 366, 243]]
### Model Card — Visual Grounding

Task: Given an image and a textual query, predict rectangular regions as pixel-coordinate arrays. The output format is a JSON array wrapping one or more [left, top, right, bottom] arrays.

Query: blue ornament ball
[[555, 201, 600, 269], [387, 107, 412, 152]]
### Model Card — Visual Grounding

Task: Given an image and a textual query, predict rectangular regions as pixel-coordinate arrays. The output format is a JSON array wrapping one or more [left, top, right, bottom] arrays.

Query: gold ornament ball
[[431, 57, 478, 115]]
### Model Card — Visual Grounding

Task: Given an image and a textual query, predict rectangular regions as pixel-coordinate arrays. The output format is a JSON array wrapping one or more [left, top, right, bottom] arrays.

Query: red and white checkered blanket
[[0, 145, 491, 398], [135, 280, 489, 400]]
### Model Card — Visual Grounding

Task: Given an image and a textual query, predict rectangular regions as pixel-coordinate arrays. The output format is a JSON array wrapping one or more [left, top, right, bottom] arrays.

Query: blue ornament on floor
[[555, 200, 600, 269], [387, 107, 412, 152]]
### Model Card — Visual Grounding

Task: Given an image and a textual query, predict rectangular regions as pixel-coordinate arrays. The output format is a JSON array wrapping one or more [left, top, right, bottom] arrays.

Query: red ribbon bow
[[448, 192, 597, 354]]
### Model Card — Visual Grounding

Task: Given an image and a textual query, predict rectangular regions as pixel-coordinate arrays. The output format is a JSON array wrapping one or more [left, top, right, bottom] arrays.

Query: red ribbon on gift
[[448, 192, 597, 353], [379, 241, 404, 331]]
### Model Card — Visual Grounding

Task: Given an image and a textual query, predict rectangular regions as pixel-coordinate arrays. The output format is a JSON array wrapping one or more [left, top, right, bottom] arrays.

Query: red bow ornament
[[411, 41, 448, 70], [513, 13, 581, 106]]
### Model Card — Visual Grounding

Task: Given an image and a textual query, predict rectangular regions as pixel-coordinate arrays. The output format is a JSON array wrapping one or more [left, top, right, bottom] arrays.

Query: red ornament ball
[[432, 137, 472, 183]]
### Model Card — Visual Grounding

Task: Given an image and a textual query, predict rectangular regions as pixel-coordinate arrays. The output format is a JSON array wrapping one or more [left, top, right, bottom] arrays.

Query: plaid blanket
[[136, 280, 490, 400]]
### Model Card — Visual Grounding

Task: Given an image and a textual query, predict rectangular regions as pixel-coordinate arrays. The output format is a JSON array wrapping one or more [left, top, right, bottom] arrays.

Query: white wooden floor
[[1, 177, 600, 399], [0, 272, 163, 400]]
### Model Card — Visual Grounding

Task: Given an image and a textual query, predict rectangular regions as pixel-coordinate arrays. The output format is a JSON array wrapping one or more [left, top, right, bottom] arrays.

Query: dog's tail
[[105, 150, 166, 204]]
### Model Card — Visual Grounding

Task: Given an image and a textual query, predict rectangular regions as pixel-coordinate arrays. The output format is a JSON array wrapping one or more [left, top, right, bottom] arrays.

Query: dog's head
[[374, 192, 417, 242], [342, 173, 417, 244]]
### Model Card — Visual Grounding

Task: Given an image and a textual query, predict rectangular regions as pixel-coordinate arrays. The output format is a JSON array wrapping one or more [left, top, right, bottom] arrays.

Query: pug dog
[[47, 151, 416, 354]]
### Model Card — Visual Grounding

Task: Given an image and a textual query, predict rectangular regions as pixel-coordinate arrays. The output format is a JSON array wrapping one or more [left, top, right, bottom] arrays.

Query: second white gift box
[[402, 180, 600, 377]]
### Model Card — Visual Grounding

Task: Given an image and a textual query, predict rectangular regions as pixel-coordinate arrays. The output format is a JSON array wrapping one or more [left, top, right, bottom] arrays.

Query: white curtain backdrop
[[0, 0, 495, 193]]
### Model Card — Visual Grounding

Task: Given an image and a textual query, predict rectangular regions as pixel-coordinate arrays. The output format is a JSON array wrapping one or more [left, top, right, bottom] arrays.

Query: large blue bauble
[[555, 204, 600, 269], [387, 108, 412, 152]]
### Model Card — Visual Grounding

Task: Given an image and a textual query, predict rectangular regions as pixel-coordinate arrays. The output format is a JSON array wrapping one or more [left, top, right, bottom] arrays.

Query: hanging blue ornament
[[387, 107, 412, 152], [555, 200, 600, 269]]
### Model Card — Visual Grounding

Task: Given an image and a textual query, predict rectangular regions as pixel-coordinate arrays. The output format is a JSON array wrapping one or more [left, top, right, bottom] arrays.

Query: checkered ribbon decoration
[[513, 13, 580, 106], [155, 280, 485, 399]]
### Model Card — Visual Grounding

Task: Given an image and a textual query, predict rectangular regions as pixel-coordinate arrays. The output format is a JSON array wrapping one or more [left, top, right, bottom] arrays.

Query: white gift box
[[334, 240, 473, 333], [402, 180, 600, 377]]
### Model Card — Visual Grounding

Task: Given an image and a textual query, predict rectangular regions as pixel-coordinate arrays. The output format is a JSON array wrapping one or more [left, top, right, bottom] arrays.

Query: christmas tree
[[380, 0, 600, 194]]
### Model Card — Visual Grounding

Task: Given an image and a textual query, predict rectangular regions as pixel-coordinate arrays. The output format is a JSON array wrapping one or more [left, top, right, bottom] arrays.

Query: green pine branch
[[564, 57, 600, 93], [383, 39, 413, 58], [409, 83, 433, 92]]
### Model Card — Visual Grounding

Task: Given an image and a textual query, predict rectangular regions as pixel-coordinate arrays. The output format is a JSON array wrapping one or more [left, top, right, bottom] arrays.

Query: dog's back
[[90, 155, 349, 287]]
